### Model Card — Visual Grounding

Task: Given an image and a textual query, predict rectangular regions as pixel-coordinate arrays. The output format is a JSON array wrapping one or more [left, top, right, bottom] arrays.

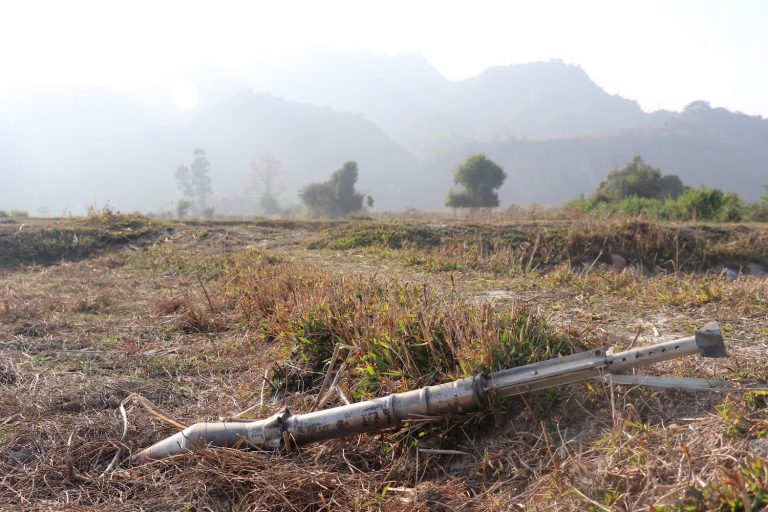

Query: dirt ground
[[0, 217, 766, 511]]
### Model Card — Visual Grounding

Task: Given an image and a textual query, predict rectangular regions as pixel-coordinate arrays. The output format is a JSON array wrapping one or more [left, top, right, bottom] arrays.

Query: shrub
[[572, 156, 759, 223], [299, 161, 367, 218], [226, 249, 580, 398], [601, 196, 664, 218], [663, 187, 745, 222], [594, 156, 682, 202]]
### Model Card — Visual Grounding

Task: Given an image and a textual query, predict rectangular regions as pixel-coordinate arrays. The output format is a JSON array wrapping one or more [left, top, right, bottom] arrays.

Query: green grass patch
[[659, 458, 768, 511], [0, 214, 163, 267], [225, 248, 582, 400]]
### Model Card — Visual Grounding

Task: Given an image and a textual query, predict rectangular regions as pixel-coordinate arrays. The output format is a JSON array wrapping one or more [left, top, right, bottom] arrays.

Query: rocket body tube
[[132, 323, 725, 463]]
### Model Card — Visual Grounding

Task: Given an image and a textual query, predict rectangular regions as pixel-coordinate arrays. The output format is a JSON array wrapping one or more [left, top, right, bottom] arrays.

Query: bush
[[601, 196, 664, 218], [299, 161, 367, 218], [750, 204, 768, 222], [8, 210, 29, 218], [589, 190, 748, 222], [226, 249, 580, 398], [663, 187, 745, 222], [595, 156, 682, 202], [568, 195, 665, 219], [571, 155, 755, 223], [567, 188, 752, 223], [754, 185, 768, 221]]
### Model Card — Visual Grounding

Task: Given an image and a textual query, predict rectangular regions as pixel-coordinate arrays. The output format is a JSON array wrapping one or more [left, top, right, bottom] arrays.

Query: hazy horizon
[[2, 0, 768, 117], [2, 1, 768, 216]]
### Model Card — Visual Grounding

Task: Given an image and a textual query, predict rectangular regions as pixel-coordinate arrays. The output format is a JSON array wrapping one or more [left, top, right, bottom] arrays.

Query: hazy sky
[[1, 0, 767, 116]]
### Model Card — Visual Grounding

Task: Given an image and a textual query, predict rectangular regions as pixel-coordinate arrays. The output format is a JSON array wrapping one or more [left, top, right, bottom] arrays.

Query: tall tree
[[300, 161, 367, 218], [446, 154, 506, 208], [175, 149, 213, 218], [250, 153, 284, 215], [175, 165, 193, 200]]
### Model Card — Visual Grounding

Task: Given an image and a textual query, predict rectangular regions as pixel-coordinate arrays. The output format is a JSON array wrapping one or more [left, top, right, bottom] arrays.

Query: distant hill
[[186, 91, 422, 213], [2, 53, 767, 214], [425, 101, 768, 208], [251, 51, 450, 156], [253, 52, 674, 156], [254, 51, 766, 208], [0, 89, 422, 213]]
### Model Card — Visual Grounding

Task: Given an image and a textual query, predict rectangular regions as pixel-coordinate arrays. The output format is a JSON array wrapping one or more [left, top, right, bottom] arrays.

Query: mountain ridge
[[252, 53, 678, 156], [1, 52, 767, 213]]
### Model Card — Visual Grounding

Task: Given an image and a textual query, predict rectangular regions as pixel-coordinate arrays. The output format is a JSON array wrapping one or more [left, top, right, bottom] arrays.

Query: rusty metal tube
[[132, 323, 725, 463]]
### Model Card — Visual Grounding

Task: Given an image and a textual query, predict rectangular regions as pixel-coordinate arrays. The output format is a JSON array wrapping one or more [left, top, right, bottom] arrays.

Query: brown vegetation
[[0, 216, 766, 510]]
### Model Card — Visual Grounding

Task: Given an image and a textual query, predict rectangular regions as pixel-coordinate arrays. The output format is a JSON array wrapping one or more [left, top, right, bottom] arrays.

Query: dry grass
[[226, 249, 581, 400], [306, 218, 768, 275], [0, 216, 765, 510]]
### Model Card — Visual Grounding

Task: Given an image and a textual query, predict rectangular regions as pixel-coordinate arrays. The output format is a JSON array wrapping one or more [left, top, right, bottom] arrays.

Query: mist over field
[[2, 51, 768, 216]]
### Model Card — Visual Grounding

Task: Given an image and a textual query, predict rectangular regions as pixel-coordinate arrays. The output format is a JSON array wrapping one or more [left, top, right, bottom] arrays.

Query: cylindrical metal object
[[132, 323, 725, 463], [282, 375, 483, 445], [132, 376, 485, 463], [606, 336, 699, 372], [488, 349, 607, 398], [132, 421, 255, 463]]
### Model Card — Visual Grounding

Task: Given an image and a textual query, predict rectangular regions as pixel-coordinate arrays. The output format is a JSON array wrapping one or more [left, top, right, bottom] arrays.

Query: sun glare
[[169, 80, 201, 110]]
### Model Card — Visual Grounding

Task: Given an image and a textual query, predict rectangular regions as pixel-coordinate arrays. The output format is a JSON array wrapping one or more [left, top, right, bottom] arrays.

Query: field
[[0, 213, 767, 510]]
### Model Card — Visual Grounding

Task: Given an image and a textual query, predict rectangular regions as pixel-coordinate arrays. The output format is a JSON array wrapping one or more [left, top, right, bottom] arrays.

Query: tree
[[175, 149, 213, 218], [330, 161, 365, 216], [299, 161, 367, 218], [175, 199, 192, 219], [250, 153, 284, 215], [595, 156, 682, 202], [659, 174, 684, 199], [445, 154, 506, 209], [300, 182, 336, 217], [175, 165, 193, 200], [683, 100, 712, 114]]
